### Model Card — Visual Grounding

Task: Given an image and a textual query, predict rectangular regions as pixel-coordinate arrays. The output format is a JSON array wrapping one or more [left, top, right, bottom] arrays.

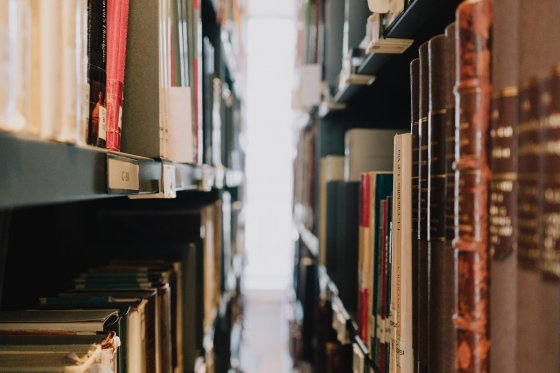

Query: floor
[[240, 289, 293, 373]]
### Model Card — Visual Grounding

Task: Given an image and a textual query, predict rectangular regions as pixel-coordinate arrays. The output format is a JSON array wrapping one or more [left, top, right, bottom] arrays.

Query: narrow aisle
[[240, 290, 292, 373]]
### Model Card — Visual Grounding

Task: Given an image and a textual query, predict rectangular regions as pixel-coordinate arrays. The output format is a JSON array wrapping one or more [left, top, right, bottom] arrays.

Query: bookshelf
[[320, 0, 461, 120], [0, 0, 246, 372]]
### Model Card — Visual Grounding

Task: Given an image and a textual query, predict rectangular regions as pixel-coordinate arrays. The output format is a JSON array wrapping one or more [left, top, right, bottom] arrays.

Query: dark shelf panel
[[322, 0, 461, 119], [0, 134, 244, 209]]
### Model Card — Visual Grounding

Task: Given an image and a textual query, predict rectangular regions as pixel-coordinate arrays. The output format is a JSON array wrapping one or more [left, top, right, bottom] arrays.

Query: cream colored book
[[319, 156, 344, 265], [391, 133, 413, 373]]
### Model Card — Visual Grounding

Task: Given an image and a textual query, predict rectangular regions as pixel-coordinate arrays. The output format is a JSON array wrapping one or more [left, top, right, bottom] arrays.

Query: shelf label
[[107, 155, 140, 193], [162, 163, 176, 198]]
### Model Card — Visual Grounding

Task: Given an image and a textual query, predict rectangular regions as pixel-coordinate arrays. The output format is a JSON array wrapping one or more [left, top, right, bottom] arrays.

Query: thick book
[[409, 57, 420, 371], [0, 310, 120, 335], [454, 1, 492, 372], [391, 133, 413, 373], [489, 0, 518, 371], [417, 40, 430, 373], [344, 128, 397, 182], [427, 33, 454, 373], [0, 339, 112, 372], [105, 0, 130, 151], [320, 156, 345, 267]]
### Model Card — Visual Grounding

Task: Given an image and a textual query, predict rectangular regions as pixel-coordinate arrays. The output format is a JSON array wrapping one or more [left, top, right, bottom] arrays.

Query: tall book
[[87, 0, 107, 147], [516, 0, 560, 371], [489, 0, 518, 371], [417, 40, 430, 373], [344, 128, 397, 182], [358, 172, 372, 345], [427, 34, 454, 373], [106, 0, 130, 151], [321, 156, 345, 267], [121, 0, 194, 163], [390, 133, 413, 373], [453, 1, 492, 372], [409, 57, 420, 371], [369, 172, 393, 368], [443, 21, 457, 373]]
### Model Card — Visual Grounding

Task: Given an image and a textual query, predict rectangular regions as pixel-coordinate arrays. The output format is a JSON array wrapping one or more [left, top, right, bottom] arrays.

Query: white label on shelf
[[107, 156, 140, 192], [162, 164, 176, 198], [99, 106, 107, 140], [300, 64, 322, 107]]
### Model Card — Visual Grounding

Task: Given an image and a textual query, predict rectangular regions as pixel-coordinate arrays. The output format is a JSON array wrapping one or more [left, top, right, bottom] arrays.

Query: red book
[[106, 0, 130, 151], [358, 173, 371, 342]]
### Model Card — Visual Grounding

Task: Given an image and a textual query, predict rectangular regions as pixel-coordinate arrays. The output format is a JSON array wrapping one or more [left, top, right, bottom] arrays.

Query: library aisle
[[3, 0, 560, 372]]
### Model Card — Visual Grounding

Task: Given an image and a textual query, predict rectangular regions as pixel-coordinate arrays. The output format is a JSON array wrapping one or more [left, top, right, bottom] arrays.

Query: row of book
[[293, 0, 560, 371], [0, 0, 243, 168]]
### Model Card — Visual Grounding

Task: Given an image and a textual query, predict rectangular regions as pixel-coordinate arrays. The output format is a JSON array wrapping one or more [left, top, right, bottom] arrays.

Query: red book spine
[[106, 0, 130, 151], [453, 1, 492, 373], [359, 173, 371, 342]]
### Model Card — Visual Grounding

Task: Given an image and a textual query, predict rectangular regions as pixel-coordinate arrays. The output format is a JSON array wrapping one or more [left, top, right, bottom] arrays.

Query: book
[[320, 156, 345, 267], [358, 172, 372, 345], [409, 57, 420, 371], [0, 310, 120, 335], [390, 133, 413, 373], [324, 0, 346, 93], [121, 0, 194, 163], [106, 0, 130, 151], [427, 33, 454, 373], [417, 40, 429, 373], [369, 172, 392, 367], [488, 0, 518, 371], [453, 1, 492, 371], [87, 0, 108, 147], [344, 128, 397, 182]]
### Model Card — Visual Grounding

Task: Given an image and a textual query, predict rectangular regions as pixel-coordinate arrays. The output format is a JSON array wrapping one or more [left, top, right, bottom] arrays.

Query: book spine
[[427, 33, 454, 373], [540, 67, 560, 279], [359, 173, 371, 344], [409, 57, 420, 372], [106, 0, 130, 151], [453, 1, 492, 372], [417, 40, 430, 373], [87, 0, 108, 148], [443, 21, 457, 373]]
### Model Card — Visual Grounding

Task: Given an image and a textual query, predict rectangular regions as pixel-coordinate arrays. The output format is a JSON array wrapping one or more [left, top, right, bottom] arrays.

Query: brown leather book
[[409, 57, 420, 373], [444, 21, 458, 373], [454, 1, 492, 372], [417, 40, 430, 373], [489, 0, 519, 371], [427, 33, 454, 373]]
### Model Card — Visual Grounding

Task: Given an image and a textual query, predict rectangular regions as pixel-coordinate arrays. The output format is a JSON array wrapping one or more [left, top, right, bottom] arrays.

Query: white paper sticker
[[118, 106, 123, 130], [162, 164, 176, 198], [300, 64, 322, 107], [98, 106, 107, 140], [107, 156, 140, 192]]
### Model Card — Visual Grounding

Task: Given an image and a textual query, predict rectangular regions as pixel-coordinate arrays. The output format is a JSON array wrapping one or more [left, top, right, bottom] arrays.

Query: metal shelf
[[321, 0, 461, 119], [0, 133, 245, 209]]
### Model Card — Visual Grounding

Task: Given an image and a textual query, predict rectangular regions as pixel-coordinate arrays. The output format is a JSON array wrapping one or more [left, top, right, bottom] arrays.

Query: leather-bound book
[[443, 21, 457, 373], [409, 57, 420, 372], [453, 1, 492, 372], [488, 0, 518, 371], [417, 41, 430, 373], [427, 34, 454, 373]]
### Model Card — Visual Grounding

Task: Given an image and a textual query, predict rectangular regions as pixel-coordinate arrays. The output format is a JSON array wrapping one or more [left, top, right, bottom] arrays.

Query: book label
[[99, 106, 107, 141], [107, 155, 139, 193]]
